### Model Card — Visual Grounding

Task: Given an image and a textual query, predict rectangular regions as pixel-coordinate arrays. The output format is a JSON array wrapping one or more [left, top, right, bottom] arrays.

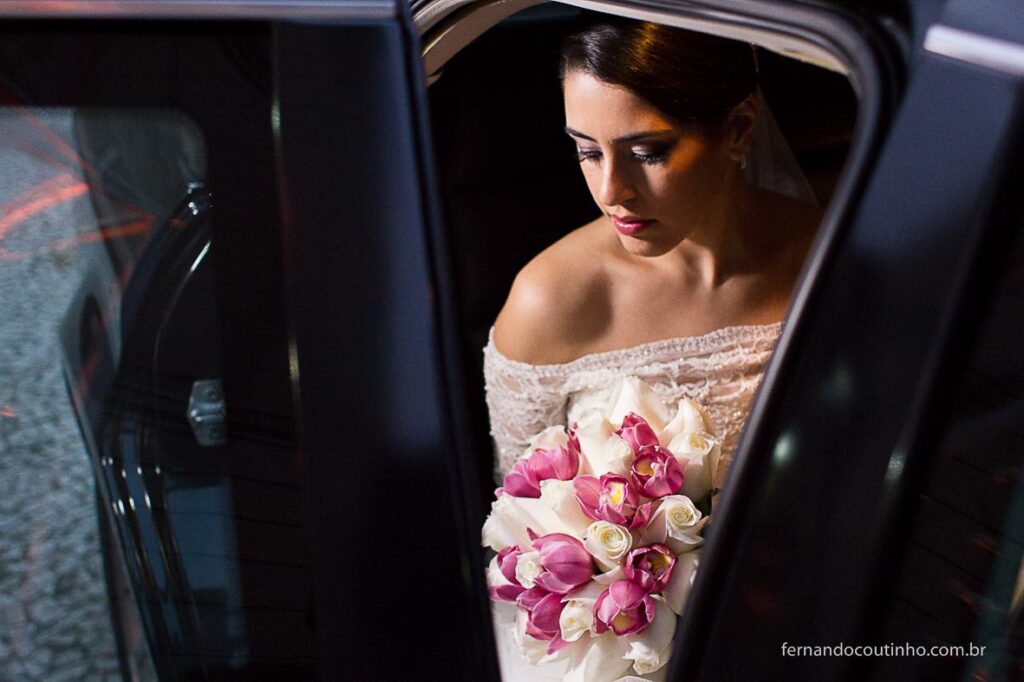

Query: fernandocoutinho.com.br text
[[781, 643, 985, 657]]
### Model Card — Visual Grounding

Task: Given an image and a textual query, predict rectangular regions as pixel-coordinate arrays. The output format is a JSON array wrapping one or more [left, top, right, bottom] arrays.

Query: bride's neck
[[657, 179, 767, 288]]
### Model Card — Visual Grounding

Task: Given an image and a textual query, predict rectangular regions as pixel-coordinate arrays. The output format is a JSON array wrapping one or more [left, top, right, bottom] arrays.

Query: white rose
[[540, 479, 592, 538], [515, 550, 543, 588], [574, 410, 613, 469], [486, 555, 515, 592], [482, 492, 586, 552], [525, 425, 569, 456], [605, 377, 670, 432], [513, 607, 551, 664], [659, 397, 714, 444], [664, 495, 704, 545], [563, 631, 633, 682], [601, 436, 635, 477], [638, 495, 705, 554], [559, 599, 595, 643], [575, 411, 632, 477], [623, 596, 677, 676], [667, 431, 720, 502], [584, 521, 633, 572], [663, 550, 700, 615]]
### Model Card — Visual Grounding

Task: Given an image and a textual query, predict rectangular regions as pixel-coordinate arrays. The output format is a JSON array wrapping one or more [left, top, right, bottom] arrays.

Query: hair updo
[[560, 17, 758, 129]]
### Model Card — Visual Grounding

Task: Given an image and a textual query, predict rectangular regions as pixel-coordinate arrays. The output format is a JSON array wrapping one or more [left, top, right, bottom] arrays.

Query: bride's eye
[[632, 145, 670, 165], [576, 148, 601, 163]]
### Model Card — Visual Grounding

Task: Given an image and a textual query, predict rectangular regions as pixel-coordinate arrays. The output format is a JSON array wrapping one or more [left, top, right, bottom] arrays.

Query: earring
[[739, 155, 748, 170]]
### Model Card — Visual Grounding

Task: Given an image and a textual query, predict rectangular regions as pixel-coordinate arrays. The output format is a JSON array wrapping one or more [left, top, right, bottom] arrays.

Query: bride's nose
[[597, 156, 637, 207]]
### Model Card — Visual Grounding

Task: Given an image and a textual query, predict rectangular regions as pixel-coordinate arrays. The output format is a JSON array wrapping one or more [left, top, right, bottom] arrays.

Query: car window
[[868, 196, 1024, 681], [0, 23, 310, 680], [427, 5, 858, 503], [0, 10, 490, 680], [424, 5, 863, 680]]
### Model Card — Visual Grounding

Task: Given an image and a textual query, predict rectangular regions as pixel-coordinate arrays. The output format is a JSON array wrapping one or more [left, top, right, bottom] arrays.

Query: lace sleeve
[[483, 329, 571, 483]]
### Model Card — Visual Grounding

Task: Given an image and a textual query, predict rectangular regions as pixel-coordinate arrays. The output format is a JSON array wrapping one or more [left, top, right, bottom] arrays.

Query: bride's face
[[563, 69, 737, 257]]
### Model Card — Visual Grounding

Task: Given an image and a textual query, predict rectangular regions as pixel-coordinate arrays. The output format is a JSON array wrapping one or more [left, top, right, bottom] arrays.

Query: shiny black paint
[[674, 5, 1024, 681], [23, 0, 1022, 681], [274, 18, 487, 681]]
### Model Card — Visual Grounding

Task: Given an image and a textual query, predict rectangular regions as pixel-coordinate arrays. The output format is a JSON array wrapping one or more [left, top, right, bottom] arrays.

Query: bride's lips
[[611, 215, 655, 236]]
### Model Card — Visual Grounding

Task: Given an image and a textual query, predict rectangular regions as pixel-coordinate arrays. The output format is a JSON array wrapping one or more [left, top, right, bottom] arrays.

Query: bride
[[483, 15, 821, 681]]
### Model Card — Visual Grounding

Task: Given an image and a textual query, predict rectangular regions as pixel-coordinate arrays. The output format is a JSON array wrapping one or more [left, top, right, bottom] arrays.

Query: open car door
[[0, 2, 491, 679]]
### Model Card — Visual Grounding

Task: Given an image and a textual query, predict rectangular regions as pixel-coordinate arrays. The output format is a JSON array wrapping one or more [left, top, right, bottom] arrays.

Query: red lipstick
[[611, 215, 654, 236]]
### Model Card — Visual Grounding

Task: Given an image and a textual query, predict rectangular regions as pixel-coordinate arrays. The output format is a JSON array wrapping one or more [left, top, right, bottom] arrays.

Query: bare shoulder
[[492, 218, 611, 364]]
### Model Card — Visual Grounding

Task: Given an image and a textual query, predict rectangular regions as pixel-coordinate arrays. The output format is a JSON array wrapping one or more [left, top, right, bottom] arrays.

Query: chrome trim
[[416, 0, 847, 74], [0, 1, 394, 20], [924, 24, 1024, 77]]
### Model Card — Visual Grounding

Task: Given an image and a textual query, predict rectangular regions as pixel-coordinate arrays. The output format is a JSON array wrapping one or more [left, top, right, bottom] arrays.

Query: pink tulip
[[527, 591, 565, 638], [528, 441, 580, 482], [546, 634, 573, 655], [615, 412, 659, 454], [594, 580, 655, 636], [489, 546, 526, 602], [530, 531, 594, 594], [499, 437, 581, 498], [499, 458, 542, 497], [518, 585, 550, 611], [624, 544, 676, 593], [629, 501, 657, 530], [574, 474, 639, 526], [630, 446, 684, 498], [518, 588, 573, 655]]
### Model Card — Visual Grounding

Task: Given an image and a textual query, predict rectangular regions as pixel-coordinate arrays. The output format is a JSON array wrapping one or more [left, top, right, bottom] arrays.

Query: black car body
[[0, 0, 1022, 680]]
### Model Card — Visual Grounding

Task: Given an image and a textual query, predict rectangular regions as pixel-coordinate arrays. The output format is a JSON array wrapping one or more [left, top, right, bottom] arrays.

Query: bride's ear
[[724, 94, 757, 163]]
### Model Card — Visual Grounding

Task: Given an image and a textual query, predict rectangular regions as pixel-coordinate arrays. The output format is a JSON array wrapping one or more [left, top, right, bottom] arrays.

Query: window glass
[[428, 6, 857, 500], [426, 6, 858, 680], [0, 24, 310, 680], [869, 201, 1024, 681], [0, 105, 124, 680]]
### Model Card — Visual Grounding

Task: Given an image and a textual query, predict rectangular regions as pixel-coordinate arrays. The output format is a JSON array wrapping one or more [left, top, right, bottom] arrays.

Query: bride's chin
[[615, 234, 677, 258]]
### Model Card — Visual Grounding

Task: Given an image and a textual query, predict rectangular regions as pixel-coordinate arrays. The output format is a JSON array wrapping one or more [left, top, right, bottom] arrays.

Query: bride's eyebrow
[[564, 126, 676, 143]]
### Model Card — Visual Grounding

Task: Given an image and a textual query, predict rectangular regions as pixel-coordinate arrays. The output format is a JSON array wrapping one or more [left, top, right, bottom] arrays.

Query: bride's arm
[[483, 331, 572, 483], [485, 225, 606, 481]]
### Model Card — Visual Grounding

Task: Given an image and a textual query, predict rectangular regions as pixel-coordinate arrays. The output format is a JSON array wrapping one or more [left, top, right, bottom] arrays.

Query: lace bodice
[[483, 322, 783, 486]]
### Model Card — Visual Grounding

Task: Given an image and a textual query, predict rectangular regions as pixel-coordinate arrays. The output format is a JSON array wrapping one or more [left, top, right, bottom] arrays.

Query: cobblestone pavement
[[0, 109, 121, 680]]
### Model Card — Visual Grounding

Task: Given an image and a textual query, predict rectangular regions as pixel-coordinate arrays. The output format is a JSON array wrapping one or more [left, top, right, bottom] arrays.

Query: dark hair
[[560, 17, 758, 128]]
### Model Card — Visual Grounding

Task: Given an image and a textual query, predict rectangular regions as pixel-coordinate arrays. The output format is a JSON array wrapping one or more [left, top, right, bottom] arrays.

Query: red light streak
[[0, 91, 160, 261], [0, 178, 88, 239], [0, 84, 90, 173], [0, 177, 90, 261], [46, 217, 154, 252]]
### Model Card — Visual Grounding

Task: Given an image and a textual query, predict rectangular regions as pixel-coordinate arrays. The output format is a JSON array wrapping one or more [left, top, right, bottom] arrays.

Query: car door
[[672, 1, 1024, 680], [0, 2, 489, 681]]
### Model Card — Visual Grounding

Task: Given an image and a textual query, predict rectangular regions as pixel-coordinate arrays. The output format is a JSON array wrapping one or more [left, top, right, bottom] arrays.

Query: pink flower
[[630, 501, 658, 530], [516, 587, 575, 655], [499, 459, 541, 497], [488, 546, 526, 602], [526, 590, 564, 638], [594, 580, 655, 636], [624, 544, 676, 593], [630, 446, 684, 498], [574, 474, 639, 526], [615, 412, 660, 454], [529, 531, 594, 594], [499, 437, 581, 498], [518, 587, 559, 642]]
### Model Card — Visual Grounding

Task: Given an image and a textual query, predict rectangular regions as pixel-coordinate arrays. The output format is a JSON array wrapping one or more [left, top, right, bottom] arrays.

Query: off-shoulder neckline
[[485, 321, 783, 370]]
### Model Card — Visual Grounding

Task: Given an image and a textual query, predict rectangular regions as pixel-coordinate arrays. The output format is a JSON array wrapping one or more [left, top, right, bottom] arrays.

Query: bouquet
[[482, 377, 721, 681]]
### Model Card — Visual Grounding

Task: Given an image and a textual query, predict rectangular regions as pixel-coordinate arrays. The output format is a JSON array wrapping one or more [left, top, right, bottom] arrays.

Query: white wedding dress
[[483, 322, 782, 681]]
